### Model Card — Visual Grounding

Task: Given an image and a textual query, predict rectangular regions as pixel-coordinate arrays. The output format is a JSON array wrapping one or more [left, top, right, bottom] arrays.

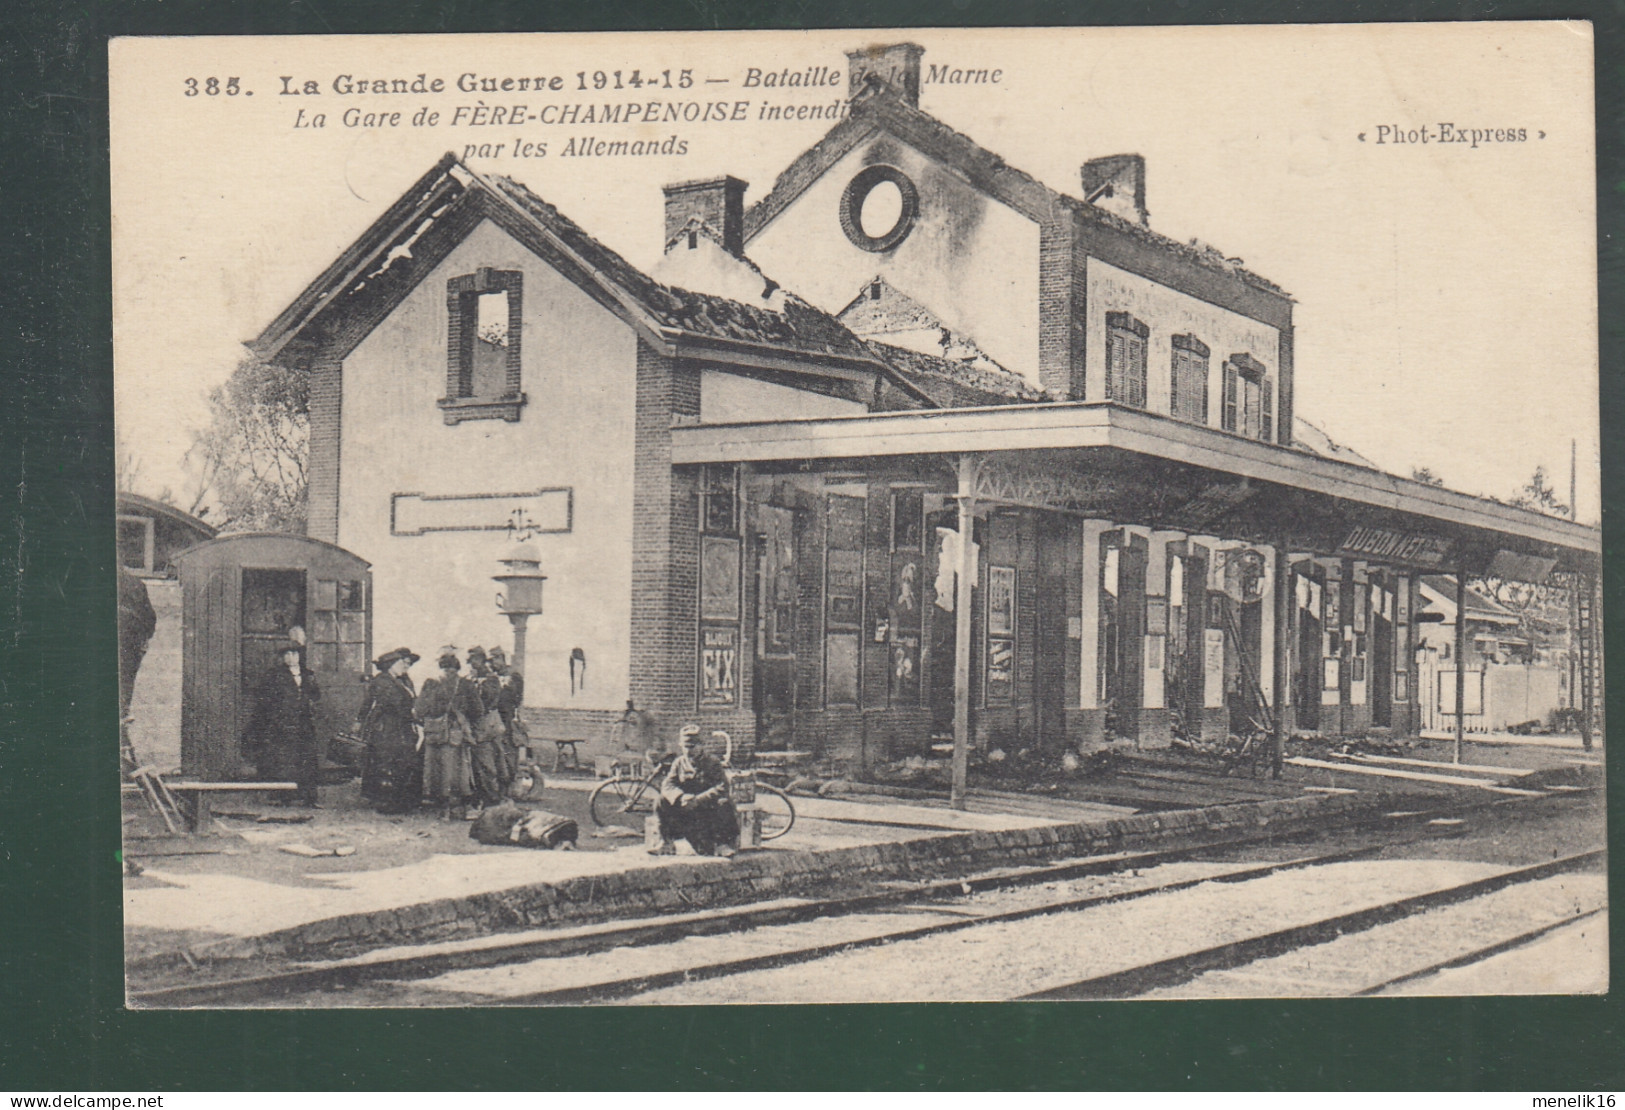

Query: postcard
[[112, 24, 1604, 1007]]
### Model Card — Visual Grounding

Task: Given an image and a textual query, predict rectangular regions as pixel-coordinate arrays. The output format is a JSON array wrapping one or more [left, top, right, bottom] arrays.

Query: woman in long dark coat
[[357, 647, 420, 814], [245, 640, 322, 806]]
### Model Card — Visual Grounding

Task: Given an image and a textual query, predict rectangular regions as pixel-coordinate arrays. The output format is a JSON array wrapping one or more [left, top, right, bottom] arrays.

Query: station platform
[[123, 741, 1600, 977]]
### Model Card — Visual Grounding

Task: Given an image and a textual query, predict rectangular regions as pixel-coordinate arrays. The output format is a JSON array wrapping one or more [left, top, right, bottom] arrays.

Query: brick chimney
[[846, 42, 925, 107], [1081, 154, 1149, 225], [662, 176, 747, 256]]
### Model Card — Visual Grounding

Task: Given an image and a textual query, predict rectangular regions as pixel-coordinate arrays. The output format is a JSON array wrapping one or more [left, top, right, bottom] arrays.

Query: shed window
[[441, 268, 525, 424], [311, 578, 367, 675], [1169, 334, 1210, 424], [1221, 354, 1274, 441], [1105, 312, 1149, 409]]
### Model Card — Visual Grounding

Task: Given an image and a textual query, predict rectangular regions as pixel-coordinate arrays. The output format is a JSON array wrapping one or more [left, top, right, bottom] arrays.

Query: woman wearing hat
[[357, 647, 420, 815], [244, 639, 322, 807]]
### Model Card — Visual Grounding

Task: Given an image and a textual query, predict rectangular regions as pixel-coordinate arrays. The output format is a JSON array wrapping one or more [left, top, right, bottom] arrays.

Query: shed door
[[241, 569, 307, 720]]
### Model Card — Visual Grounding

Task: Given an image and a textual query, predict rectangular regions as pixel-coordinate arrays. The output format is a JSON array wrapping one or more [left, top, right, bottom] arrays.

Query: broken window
[[442, 267, 525, 423], [839, 165, 919, 253], [1105, 312, 1149, 409]]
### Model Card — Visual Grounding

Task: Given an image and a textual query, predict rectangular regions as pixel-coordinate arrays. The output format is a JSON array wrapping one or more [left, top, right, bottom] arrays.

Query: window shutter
[[1171, 348, 1210, 424], [1197, 354, 1209, 423], [1106, 314, 1150, 409], [1129, 332, 1147, 408], [1263, 375, 1276, 442], [1243, 374, 1262, 439], [1222, 362, 1238, 431], [1106, 333, 1120, 401]]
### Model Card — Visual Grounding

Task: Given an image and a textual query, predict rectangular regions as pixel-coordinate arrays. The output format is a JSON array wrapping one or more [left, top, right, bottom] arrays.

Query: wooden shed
[[177, 533, 372, 780]]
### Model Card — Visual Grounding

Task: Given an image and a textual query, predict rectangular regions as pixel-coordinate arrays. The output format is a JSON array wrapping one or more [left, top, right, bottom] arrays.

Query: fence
[[1417, 656, 1567, 733]]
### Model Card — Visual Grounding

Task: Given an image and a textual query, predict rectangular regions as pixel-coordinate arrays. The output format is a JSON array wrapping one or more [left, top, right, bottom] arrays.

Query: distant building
[[249, 43, 1599, 768], [117, 491, 215, 579], [117, 492, 216, 772], [1416, 576, 1528, 667]]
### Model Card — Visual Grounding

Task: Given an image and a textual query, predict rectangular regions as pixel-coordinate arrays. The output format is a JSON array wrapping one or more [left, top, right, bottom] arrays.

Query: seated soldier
[[651, 724, 738, 858]]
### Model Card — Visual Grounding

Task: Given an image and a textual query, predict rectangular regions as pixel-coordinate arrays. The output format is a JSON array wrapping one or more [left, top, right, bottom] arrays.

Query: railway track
[[129, 788, 1603, 1006], [129, 836, 1398, 1007], [1016, 849, 1605, 1000]]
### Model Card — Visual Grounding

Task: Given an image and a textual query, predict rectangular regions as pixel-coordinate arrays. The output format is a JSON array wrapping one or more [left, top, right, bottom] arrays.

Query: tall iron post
[[1454, 570, 1468, 765], [951, 453, 980, 812], [1272, 545, 1291, 779], [507, 613, 531, 680]]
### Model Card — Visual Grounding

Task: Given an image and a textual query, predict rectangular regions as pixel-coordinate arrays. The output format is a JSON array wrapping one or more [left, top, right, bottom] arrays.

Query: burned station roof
[[488, 174, 878, 364], [867, 339, 1050, 409], [251, 155, 880, 371], [744, 78, 1291, 301]]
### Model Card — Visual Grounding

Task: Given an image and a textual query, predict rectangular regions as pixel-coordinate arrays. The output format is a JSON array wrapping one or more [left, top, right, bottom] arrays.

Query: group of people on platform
[[243, 639, 741, 857], [243, 639, 526, 819], [355, 644, 527, 819]]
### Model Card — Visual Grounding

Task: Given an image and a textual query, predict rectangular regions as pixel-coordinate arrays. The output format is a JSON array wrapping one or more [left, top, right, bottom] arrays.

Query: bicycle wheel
[[752, 783, 796, 841], [588, 775, 648, 827]]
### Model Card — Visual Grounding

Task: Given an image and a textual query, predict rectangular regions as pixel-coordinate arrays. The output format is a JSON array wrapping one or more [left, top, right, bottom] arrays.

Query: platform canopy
[[671, 400, 1599, 581]]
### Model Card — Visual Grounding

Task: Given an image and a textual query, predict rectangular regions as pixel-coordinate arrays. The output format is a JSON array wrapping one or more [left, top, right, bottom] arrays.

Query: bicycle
[[1221, 711, 1277, 779], [587, 731, 796, 841]]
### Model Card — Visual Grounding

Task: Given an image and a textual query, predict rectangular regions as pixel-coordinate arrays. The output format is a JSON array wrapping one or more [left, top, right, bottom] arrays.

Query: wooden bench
[[541, 739, 585, 772], [167, 781, 298, 833]]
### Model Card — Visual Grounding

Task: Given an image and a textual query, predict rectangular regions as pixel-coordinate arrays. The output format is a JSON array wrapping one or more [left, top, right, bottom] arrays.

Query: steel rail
[[131, 838, 1405, 1007], [1351, 905, 1606, 996], [1015, 848, 1605, 1001], [414, 842, 1405, 1007]]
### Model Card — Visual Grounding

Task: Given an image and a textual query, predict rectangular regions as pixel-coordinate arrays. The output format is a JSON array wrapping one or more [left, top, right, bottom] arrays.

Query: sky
[[111, 23, 1599, 520]]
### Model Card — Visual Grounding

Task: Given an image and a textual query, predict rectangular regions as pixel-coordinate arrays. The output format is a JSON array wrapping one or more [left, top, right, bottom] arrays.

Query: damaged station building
[[250, 43, 1601, 775]]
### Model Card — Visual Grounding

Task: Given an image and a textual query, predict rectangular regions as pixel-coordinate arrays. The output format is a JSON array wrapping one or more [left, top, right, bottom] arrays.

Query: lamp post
[[494, 540, 546, 679]]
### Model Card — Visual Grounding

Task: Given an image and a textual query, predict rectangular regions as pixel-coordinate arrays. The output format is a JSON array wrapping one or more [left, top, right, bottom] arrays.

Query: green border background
[[2, 0, 1620, 1091]]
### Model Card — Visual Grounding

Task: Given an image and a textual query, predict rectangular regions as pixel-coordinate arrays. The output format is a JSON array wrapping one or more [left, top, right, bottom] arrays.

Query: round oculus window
[[839, 165, 919, 252]]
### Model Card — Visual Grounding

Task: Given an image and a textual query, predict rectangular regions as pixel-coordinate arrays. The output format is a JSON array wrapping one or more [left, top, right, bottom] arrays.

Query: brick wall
[[662, 178, 747, 256], [1276, 324, 1295, 446], [629, 343, 758, 755], [1038, 219, 1083, 398], [629, 340, 696, 735], [306, 355, 342, 543]]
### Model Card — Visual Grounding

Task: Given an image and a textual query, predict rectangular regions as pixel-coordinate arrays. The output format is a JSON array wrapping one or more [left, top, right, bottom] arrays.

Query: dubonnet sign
[[1337, 526, 1453, 568]]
